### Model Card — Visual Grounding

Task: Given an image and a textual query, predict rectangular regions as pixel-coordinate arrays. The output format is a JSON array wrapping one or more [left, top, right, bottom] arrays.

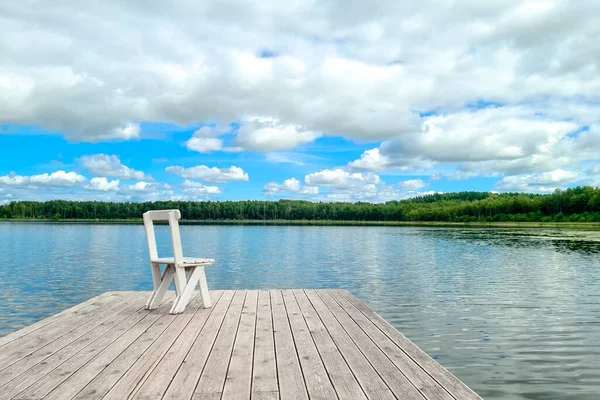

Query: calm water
[[1, 223, 599, 399]]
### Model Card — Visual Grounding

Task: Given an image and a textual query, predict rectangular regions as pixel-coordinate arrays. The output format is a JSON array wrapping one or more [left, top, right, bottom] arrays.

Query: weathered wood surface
[[0, 290, 482, 400]]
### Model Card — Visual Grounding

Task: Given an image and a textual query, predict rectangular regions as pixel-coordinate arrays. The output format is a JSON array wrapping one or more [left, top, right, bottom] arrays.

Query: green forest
[[1, 186, 600, 223]]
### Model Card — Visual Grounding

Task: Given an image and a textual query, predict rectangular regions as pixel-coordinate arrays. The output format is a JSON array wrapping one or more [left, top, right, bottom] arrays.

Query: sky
[[0, 0, 599, 204]]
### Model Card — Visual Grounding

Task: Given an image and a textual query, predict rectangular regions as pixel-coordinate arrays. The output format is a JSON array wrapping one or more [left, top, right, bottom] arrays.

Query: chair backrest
[[143, 209, 183, 264]]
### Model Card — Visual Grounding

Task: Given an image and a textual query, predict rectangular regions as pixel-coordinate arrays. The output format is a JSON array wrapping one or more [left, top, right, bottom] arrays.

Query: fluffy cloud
[[2, 1, 600, 194], [234, 117, 322, 152], [182, 180, 222, 195], [305, 168, 381, 189], [495, 169, 579, 193], [184, 126, 228, 153], [0, 173, 29, 186], [29, 171, 87, 187], [350, 106, 591, 177], [165, 165, 249, 183], [348, 148, 390, 171], [398, 179, 427, 190], [85, 177, 120, 192], [264, 178, 318, 196], [0, 171, 88, 189], [298, 168, 433, 202], [185, 137, 224, 153], [120, 181, 170, 193], [78, 154, 149, 180], [7, 1, 597, 146]]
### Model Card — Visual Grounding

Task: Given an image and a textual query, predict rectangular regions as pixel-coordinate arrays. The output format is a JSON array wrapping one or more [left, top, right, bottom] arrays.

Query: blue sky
[[0, 1, 599, 203]]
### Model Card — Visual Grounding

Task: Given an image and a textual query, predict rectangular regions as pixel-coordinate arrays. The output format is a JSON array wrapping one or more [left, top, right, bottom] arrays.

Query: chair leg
[[150, 262, 162, 291], [145, 263, 163, 309], [170, 266, 201, 314], [197, 267, 211, 308], [172, 267, 187, 298], [147, 265, 175, 310]]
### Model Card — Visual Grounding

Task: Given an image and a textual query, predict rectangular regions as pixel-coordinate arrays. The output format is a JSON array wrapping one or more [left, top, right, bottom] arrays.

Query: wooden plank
[[0, 289, 481, 400], [251, 290, 278, 400], [282, 290, 337, 400], [270, 290, 308, 400], [99, 291, 224, 400], [12, 293, 175, 400], [0, 292, 120, 349], [192, 290, 247, 397], [316, 290, 426, 400], [222, 290, 258, 400], [72, 292, 204, 399], [0, 292, 139, 388], [42, 292, 181, 400], [0, 293, 148, 400], [338, 290, 482, 400], [304, 290, 395, 400], [252, 391, 279, 400], [293, 290, 367, 400], [0, 292, 125, 367], [162, 290, 245, 399], [330, 290, 454, 400], [132, 290, 236, 400]]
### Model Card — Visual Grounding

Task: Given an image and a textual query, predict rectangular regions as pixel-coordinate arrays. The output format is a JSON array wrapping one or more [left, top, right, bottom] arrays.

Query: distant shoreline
[[2, 219, 600, 229]]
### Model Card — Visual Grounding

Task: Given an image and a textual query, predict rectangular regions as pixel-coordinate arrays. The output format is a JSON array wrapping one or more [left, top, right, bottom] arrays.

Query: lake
[[1, 223, 599, 399]]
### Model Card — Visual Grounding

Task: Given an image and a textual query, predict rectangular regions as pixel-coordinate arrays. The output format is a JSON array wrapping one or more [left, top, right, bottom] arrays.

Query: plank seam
[[337, 290, 479, 400], [280, 290, 313, 399], [41, 293, 178, 400], [159, 290, 237, 398], [214, 291, 248, 398], [0, 292, 138, 382], [269, 290, 280, 400], [249, 290, 260, 397], [315, 290, 426, 400], [124, 290, 232, 399], [6, 292, 152, 400], [0, 292, 118, 349], [302, 289, 370, 400], [115, 291, 225, 400], [287, 290, 339, 400], [70, 292, 204, 400]]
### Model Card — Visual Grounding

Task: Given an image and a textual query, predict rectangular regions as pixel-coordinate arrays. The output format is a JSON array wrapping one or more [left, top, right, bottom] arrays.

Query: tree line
[[1, 186, 600, 223]]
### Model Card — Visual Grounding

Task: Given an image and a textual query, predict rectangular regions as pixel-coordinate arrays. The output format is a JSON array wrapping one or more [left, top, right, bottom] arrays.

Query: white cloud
[[120, 181, 171, 193], [235, 117, 322, 152], [85, 177, 120, 192], [398, 179, 427, 190], [185, 137, 224, 153], [78, 154, 149, 180], [0, 173, 29, 186], [348, 148, 390, 171], [264, 178, 318, 196], [182, 180, 222, 195], [29, 171, 86, 187], [495, 169, 579, 192], [305, 168, 381, 189], [165, 165, 249, 183], [1, 0, 600, 192], [1, 1, 597, 145], [383, 106, 577, 168], [184, 126, 231, 153], [104, 123, 141, 142], [349, 106, 593, 179]]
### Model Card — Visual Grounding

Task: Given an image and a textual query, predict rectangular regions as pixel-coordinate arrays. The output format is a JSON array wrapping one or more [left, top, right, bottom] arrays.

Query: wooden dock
[[0, 290, 482, 400]]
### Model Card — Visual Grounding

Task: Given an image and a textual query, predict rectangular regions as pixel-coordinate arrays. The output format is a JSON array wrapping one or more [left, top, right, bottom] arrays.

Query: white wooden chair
[[143, 209, 213, 314]]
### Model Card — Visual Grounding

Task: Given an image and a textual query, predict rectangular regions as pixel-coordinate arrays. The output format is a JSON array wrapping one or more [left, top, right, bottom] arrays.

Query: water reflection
[[0, 223, 599, 400]]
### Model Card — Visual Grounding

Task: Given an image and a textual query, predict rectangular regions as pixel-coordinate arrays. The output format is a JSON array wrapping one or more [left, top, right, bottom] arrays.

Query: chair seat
[[151, 257, 214, 267]]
